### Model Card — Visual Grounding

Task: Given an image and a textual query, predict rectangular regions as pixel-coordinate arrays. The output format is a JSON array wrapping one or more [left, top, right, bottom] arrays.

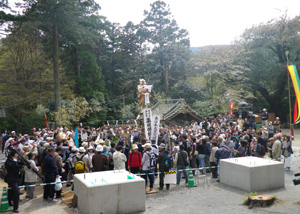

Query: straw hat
[[87, 146, 94, 150], [96, 145, 103, 152], [132, 144, 138, 150], [142, 143, 151, 149], [78, 147, 86, 153], [72, 147, 79, 152]]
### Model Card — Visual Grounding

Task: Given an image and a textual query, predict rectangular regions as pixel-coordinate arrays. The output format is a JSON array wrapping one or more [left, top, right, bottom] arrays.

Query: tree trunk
[[165, 69, 169, 95], [53, 11, 61, 112], [74, 48, 80, 76]]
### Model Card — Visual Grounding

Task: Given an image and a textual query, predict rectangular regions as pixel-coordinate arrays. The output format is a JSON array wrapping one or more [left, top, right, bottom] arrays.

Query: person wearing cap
[[273, 117, 281, 132], [66, 147, 79, 184], [53, 148, 64, 198], [107, 142, 116, 170], [267, 121, 274, 138], [209, 141, 219, 178], [173, 144, 189, 185], [18, 138, 27, 151], [4, 137, 16, 156], [24, 152, 38, 200], [113, 145, 127, 170], [141, 143, 155, 191], [171, 140, 180, 157], [242, 118, 250, 132], [23, 142, 37, 160], [215, 144, 231, 182], [73, 147, 88, 174], [92, 145, 108, 172], [5, 149, 22, 213], [261, 108, 269, 129], [68, 133, 75, 147], [43, 148, 59, 202], [83, 146, 94, 172], [128, 144, 142, 174], [157, 143, 171, 190], [81, 142, 88, 150]]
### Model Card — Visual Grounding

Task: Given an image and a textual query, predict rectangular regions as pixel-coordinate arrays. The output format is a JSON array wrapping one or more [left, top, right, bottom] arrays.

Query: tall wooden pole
[[285, 51, 292, 136]]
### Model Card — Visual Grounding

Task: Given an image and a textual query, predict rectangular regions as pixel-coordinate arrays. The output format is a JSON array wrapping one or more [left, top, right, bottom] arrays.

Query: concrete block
[[220, 157, 284, 192], [74, 170, 145, 214]]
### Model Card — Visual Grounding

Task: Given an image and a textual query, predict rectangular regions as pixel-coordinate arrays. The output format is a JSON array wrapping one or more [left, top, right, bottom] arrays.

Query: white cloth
[[144, 85, 152, 92], [144, 93, 150, 105]]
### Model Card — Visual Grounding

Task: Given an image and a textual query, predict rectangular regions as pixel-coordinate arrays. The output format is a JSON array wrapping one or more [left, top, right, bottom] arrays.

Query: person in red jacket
[[128, 144, 142, 174]]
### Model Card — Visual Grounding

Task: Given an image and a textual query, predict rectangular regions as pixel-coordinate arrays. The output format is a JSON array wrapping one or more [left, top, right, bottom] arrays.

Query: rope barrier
[[0, 180, 74, 191], [136, 166, 218, 176]]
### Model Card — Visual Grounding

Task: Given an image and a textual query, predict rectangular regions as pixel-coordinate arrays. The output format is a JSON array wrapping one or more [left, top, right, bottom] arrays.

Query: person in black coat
[[5, 149, 22, 213], [157, 143, 170, 190], [43, 148, 59, 202]]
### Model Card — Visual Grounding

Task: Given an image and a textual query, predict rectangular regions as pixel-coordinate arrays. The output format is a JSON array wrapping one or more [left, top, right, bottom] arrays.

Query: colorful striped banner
[[287, 65, 300, 124]]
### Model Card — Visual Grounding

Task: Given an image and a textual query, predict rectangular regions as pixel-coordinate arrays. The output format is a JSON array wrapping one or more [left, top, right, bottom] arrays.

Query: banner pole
[[286, 51, 292, 136]]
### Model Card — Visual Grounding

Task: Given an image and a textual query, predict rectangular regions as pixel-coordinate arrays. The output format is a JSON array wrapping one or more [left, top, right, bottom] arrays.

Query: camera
[[293, 173, 300, 185]]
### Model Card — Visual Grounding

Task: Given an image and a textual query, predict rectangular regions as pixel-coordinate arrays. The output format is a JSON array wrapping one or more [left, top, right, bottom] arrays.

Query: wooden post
[[285, 51, 293, 137]]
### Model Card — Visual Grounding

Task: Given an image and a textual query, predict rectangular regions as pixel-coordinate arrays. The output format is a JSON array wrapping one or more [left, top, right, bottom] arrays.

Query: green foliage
[[52, 97, 101, 127], [1, 1, 300, 131], [243, 192, 258, 203], [35, 104, 49, 116]]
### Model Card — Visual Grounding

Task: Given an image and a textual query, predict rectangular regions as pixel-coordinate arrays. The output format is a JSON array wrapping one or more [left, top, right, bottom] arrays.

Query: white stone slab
[[220, 157, 284, 192], [74, 170, 145, 214]]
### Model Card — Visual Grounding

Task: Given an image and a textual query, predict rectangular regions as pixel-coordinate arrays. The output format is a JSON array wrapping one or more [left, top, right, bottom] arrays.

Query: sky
[[5, 0, 300, 47], [97, 0, 300, 47]]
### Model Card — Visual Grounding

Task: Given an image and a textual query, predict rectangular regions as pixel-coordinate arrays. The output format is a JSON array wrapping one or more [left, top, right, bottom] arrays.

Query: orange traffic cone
[[0, 187, 10, 212]]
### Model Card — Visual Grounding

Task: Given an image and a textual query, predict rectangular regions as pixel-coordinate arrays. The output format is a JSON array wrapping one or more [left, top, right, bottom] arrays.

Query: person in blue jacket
[[43, 148, 59, 202]]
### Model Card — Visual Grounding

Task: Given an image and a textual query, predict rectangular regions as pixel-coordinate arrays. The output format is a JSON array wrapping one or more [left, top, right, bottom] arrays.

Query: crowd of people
[[0, 108, 293, 213]]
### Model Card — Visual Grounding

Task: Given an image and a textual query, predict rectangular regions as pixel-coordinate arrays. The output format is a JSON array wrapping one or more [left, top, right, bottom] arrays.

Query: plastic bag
[[55, 177, 62, 191]]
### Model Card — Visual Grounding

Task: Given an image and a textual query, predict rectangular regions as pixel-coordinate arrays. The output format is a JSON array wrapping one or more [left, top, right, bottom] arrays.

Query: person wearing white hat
[[273, 117, 281, 132], [66, 147, 79, 184], [81, 142, 88, 149], [92, 145, 108, 172], [141, 143, 155, 191], [4, 137, 15, 154], [128, 144, 142, 174], [83, 146, 94, 172], [157, 143, 171, 190], [73, 147, 88, 174]]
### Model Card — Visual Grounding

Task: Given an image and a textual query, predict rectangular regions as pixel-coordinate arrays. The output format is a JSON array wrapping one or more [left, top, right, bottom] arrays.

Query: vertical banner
[[143, 108, 152, 140], [230, 102, 235, 116], [151, 115, 160, 144], [44, 113, 49, 132], [74, 127, 79, 148]]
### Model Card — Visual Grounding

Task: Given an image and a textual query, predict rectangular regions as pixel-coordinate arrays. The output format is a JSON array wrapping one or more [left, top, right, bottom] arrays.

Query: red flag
[[44, 113, 49, 132], [291, 126, 294, 137], [294, 96, 298, 123]]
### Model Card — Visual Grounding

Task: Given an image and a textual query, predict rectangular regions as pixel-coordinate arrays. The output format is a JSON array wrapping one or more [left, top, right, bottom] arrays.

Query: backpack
[[164, 151, 173, 170], [147, 152, 156, 170], [65, 153, 76, 170], [179, 151, 189, 167], [74, 156, 88, 174], [129, 152, 141, 166]]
